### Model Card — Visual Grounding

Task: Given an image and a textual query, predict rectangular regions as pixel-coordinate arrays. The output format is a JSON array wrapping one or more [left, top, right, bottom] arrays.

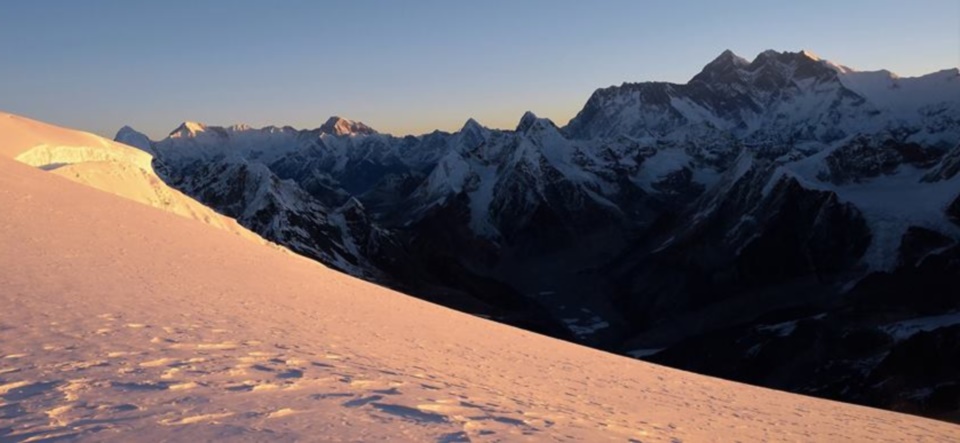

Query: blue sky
[[1, 0, 957, 139]]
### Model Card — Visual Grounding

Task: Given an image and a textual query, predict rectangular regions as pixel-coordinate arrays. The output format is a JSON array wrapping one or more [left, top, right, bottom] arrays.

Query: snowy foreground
[[1, 121, 959, 441]]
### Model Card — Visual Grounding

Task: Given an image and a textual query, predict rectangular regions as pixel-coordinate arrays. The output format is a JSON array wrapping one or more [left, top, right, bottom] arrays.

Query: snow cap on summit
[[692, 49, 750, 83], [757, 49, 780, 60], [169, 121, 207, 138], [115, 125, 146, 140], [114, 125, 154, 154], [711, 49, 744, 63], [516, 111, 539, 132], [460, 117, 485, 133], [515, 111, 559, 134], [456, 118, 489, 148], [800, 49, 821, 61], [319, 116, 377, 136]]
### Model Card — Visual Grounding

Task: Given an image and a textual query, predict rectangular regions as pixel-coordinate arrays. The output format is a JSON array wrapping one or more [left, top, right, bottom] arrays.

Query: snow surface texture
[[2, 149, 959, 440]]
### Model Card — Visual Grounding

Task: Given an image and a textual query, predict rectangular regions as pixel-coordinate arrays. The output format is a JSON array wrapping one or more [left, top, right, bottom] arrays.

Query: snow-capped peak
[[711, 49, 749, 66], [515, 111, 559, 135], [169, 121, 208, 138], [114, 126, 154, 154], [115, 125, 145, 139], [799, 49, 821, 61], [691, 49, 750, 83], [696, 49, 833, 82], [516, 111, 540, 132], [461, 117, 485, 133], [319, 116, 377, 136], [756, 49, 781, 61], [457, 118, 489, 149], [751, 49, 821, 68]]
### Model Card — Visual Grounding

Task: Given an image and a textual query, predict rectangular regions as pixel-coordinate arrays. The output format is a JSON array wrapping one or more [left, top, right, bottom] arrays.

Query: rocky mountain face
[[118, 50, 960, 421]]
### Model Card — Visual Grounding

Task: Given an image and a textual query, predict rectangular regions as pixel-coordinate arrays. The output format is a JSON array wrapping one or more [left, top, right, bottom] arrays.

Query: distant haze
[[1, 0, 957, 139]]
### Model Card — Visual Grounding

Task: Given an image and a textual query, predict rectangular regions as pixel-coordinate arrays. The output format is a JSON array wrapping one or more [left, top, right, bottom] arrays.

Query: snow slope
[[837, 68, 960, 118], [1, 158, 957, 441], [0, 112, 263, 243]]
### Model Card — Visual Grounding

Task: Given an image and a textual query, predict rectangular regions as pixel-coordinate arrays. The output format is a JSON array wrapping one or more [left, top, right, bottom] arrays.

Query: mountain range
[[5, 116, 959, 440], [110, 49, 960, 420]]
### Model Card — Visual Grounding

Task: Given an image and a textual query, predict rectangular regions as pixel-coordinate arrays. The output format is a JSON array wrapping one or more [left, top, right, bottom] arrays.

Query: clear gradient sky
[[1, 0, 957, 139]]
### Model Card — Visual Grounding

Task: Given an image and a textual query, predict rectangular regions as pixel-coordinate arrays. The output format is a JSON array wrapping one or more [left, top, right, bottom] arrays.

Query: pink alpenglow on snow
[[1, 115, 959, 441]]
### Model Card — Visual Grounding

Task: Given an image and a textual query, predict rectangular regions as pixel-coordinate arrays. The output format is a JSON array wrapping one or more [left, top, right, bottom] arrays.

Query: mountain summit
[[169, 121, 209, 138], [690, 49, 750, 84], [319, 116, 378, 136]]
